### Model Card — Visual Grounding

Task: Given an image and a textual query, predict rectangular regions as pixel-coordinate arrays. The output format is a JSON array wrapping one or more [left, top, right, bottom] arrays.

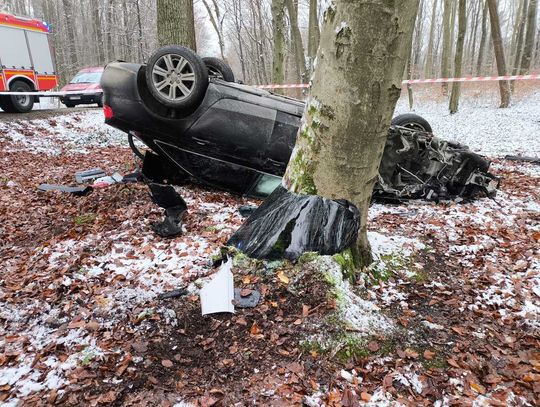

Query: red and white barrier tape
[[254, 74, 540, 89]]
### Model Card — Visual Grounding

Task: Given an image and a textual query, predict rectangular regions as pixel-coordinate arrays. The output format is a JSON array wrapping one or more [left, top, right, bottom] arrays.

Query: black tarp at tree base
[[228, 186, 360, 261]]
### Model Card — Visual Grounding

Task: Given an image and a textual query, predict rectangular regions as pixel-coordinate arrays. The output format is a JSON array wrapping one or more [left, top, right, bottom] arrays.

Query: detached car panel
[[101, 49, 498, 201]]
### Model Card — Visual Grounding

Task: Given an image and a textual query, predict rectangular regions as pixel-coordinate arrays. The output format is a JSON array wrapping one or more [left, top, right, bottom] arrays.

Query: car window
[[70, 72, 102, 84], [250, 174, 282, 197]]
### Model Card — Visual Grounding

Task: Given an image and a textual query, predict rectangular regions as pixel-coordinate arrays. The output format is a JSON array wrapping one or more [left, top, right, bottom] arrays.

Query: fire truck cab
[[0, 13, 57, 113]]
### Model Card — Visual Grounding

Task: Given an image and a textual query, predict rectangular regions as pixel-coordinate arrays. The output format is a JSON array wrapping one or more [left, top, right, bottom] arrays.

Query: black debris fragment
[[238, 205, 258, 218], [234, 288, 261, 308], [228, 185, 359, 261], [148, 183, 188, 238], [504, 155, 540, 165], [158, 289, 189, 300]]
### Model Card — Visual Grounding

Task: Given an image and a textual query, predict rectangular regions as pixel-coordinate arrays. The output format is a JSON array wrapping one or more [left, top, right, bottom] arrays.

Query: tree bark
[[441, 0, 453, 94], [286, 0, 307, 83], [157, 0, 196, 50], [283, 0, 419, 266], [476, 0, 489, 75], [424, 0, 439, 78], [307, 0, 320, 74], [519, 0, 538, 75], [449, 0, 466, 114], [487, 0, 510, 108], [271, 0, 286, 87]]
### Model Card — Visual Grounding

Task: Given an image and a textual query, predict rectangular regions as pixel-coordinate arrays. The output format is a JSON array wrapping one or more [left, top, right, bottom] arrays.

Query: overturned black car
[[101, 46, 498, 201]]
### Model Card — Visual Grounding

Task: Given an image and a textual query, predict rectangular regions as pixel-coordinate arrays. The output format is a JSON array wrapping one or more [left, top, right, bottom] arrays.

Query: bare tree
[[519, 0, 538, 75], [441, 0, 453, 94], [449, 0, 466, 114], [271, 0, 286, 86], [476, 0, 489, 75], [424, 0, 439, 78], [307, 0, 320, 74], [286, 0, 307, 83], [202, 0, 226, 60], [487, 0, 510, 108], [283, 0, 419, 265]]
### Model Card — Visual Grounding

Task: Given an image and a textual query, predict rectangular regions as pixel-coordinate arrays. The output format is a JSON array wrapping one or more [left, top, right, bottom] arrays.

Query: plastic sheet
[[228, 186, 359, 261]]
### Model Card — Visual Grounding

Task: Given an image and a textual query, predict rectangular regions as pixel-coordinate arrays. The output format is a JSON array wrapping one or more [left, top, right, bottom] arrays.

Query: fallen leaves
[[161, 359, 173, 368]]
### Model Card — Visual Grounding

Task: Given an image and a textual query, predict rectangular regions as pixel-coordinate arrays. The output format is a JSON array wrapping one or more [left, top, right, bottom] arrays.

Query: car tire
[[391, 114, 432, 133], [96, 95, 103, 108], [8, 81, 34, 113], [64, 103, 76, 108], [202, 57, 235, 82], [145, 45, 208, 109]]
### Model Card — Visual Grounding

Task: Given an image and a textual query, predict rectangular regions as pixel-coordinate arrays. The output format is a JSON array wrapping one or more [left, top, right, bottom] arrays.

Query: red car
[[60, 67, 104, 108]]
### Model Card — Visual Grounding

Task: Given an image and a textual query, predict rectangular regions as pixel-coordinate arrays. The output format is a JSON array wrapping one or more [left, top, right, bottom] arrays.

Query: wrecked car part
[[228, 186, 359, 261], [75, 168, 106, 184], [200, 258, 235, 315], [504, 155, 540, 165], [375, 127, 499, 201], [38, 183, 92, 196], [238, 205, 258, 218], [234, 288, 261, 308], [148, 183, 187, 238], [101, 52, 498, 201], [93, 172, 124, 186], [158, 288, 189, 300], [202, 57, 235, 82]]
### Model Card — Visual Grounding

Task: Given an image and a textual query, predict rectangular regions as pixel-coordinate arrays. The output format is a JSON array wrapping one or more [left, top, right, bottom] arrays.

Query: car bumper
[[60, 93, 102, 104]]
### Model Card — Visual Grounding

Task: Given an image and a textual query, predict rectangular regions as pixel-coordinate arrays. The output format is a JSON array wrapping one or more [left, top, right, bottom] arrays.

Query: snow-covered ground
[[395, 90, 540, 157], [1, 96, 539, 405]]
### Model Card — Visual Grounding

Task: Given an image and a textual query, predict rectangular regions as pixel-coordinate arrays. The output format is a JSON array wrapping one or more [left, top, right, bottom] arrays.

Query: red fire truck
[[0, 12, 58, 113]]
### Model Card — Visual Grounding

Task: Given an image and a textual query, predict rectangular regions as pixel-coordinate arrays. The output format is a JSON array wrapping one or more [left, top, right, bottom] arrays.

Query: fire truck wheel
[[8, 81, 34, 113]]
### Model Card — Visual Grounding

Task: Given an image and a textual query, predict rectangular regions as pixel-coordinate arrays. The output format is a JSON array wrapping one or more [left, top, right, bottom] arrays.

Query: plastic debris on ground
[[228, 185, 359, 261]]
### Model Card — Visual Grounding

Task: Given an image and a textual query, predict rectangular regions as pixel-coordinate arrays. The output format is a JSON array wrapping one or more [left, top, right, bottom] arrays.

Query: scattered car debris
[[233, 288, 261, 308], [504, 155, 540, 165], [148, 183, 188, 238], [376, 127, 499, 201], [38, 183, 92, 196], [228, 186, 359, 261], [75, 168, 106, 183], [200, 258, 235, 315], [93, 172, 123, 186], [101, 45, 499, 202], [158, 288, 189, 300], [238, 204, 258, 218]]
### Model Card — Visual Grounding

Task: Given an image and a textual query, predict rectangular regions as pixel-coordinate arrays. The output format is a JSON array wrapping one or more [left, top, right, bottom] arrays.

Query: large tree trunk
[[307, 0, 320, 74], [283, 0, 419, 266], [157, 0, 196, 50], [519, 0, 538, 75], [424, 0, 439, 78], [449, 0, 466, 114], [286, 0, 307, 83], [487, 0, 510, 108], [271, 0, 286, 87], [441, 0, 453, 94], [476, 0, 489, 75]]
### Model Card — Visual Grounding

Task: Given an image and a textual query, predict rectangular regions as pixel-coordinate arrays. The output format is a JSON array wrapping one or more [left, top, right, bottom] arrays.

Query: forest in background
[[0, 0, 538, 88]]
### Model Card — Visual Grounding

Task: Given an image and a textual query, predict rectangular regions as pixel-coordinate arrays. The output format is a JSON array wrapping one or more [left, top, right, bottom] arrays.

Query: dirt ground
[[0, 108, 539, 406]]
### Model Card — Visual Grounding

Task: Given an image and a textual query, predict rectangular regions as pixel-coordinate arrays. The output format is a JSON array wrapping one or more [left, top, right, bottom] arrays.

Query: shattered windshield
[[70, 72, 102, 84]]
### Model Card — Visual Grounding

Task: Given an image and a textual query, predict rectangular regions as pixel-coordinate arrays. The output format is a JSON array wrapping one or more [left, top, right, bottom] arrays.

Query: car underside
[[100, 46, 498, 201]]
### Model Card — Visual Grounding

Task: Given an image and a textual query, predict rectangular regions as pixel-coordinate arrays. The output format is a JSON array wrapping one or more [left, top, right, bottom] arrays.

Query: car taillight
[[103, 105, 113, 119]]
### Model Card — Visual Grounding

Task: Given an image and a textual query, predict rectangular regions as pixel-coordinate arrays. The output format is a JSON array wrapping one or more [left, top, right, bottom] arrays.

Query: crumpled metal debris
[[375, 127, 499, 201], [228, 185, 359, 261]]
